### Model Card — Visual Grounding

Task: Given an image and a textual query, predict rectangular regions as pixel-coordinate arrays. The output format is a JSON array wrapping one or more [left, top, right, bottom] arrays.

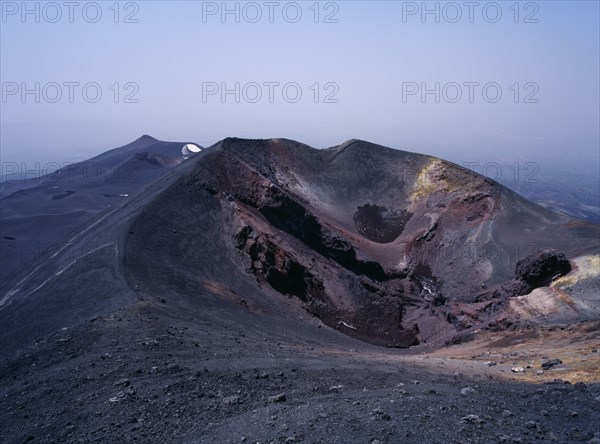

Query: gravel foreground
[[2, 305, 599, 444]]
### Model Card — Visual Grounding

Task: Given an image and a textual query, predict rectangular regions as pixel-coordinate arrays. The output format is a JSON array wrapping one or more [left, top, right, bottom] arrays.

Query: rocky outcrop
[[516, 249, 572, 288], [233, 222, 420, 348], [242, 184, 392, 282], [233, 225, 325, 304], [490, 249, 572, 299]]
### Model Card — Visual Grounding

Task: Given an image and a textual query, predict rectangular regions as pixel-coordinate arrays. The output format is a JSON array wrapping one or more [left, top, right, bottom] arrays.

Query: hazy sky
[[1, 1, 599, 173]]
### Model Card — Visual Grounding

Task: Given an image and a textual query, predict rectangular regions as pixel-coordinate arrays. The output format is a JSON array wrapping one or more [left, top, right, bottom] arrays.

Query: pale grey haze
[[1, 1, 599, 176]]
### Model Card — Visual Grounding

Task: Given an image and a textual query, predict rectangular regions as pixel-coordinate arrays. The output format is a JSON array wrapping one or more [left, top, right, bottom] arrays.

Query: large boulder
[[515, 248, 572, 288]]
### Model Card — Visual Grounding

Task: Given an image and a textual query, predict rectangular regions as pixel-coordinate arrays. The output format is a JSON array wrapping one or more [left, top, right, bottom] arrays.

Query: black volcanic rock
[[515, 248, 572, 288], [489, 279, 534, 299], [484, 249, 572, 299], [541, 359, 563, 370]]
